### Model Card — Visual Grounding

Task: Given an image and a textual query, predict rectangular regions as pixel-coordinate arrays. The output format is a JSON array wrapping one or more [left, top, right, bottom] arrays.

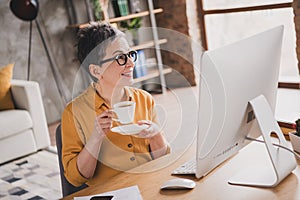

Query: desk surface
[[62, 140, 300, 200]]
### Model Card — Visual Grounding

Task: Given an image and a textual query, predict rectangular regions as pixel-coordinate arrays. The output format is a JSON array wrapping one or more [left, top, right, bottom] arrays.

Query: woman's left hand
[[136, 120, 160, 138]]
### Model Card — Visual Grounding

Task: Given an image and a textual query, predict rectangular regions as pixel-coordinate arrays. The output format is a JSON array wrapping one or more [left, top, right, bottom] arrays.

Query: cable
[[27, 21, 32, 81], [245, 136, 300, 160]]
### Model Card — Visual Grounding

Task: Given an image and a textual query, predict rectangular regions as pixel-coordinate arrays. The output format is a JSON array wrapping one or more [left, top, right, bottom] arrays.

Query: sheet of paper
[[74, 185, 143, 200]]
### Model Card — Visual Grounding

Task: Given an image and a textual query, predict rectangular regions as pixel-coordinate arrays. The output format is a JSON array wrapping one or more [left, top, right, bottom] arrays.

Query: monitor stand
[[228, 95, 296, 187]]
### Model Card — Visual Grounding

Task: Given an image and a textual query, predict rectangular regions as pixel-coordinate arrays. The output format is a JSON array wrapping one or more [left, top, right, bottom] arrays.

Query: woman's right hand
[[94, 110, 114, 139]]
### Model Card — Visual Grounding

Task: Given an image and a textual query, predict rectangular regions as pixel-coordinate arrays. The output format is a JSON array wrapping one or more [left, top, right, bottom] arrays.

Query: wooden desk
[[62, 140, 300, 200]]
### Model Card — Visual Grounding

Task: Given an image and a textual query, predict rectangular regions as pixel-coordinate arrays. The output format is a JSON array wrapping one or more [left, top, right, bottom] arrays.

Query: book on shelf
[[112, 0, 121, 17], [128, 0, 142, 13], [117, 0, 130, 16], [134, 50, 147, 78], [112, 0, 142, 18]]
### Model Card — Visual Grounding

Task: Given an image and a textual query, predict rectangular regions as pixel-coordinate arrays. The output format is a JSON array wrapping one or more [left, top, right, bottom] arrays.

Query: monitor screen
[[195, 25, 284, 179]]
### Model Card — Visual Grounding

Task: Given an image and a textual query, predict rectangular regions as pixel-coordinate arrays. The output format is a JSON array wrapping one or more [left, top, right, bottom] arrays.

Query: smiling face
[[95, 36, 135, 87]]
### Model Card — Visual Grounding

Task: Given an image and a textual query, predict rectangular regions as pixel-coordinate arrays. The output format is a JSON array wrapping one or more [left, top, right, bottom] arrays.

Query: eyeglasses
[[99, 50, 138, 66]]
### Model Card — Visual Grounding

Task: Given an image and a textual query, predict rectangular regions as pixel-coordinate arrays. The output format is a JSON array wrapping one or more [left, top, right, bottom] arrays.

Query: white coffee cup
[[112, 101, 136, 124]]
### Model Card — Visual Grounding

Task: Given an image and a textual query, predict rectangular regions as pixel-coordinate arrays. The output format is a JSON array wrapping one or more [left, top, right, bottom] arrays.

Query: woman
[[61, 22, 169, 187]]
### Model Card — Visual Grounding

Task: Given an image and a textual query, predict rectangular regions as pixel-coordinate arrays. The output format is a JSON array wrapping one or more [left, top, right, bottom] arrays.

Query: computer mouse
[[160, 178, 196, 190]]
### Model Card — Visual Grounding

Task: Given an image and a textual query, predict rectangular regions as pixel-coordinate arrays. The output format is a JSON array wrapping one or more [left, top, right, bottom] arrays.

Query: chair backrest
[[55, 123, 88, 197]]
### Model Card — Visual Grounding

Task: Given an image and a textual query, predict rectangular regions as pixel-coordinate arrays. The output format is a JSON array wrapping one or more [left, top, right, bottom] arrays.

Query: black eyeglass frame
[[99, 50, 138, 66]]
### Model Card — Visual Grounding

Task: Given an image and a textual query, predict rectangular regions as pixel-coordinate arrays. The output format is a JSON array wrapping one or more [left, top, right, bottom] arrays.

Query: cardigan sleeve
[[61, 105, 89, 187]]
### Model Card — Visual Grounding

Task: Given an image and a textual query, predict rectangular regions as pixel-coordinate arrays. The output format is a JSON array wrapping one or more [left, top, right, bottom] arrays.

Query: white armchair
[[0, 79, 50, 164]]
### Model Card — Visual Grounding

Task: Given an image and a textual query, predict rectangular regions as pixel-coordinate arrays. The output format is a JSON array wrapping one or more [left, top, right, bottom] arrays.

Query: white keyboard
[[172, 159, 196, 175]]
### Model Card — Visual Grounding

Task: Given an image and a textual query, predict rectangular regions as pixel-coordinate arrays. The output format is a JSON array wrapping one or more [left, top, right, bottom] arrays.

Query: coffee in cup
[[112, 101, 136, 124]]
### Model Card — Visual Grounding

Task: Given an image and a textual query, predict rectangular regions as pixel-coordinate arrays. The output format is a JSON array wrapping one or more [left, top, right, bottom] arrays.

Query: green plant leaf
[[92, 0, 102, 21], [120, 17, 142, 30]]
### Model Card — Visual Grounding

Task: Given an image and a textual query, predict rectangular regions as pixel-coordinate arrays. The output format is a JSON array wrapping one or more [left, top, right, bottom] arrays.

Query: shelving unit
[[67, 8, 163, 29], [133, 67, 172, 83], [67, 0, 169, 93], [109, 8, 163, 23], [132, 39, 167, 51], [147, 0, 167, 93]]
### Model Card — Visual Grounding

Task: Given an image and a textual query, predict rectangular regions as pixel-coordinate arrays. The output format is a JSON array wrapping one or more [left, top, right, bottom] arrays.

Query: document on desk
[[74, 185, 143, 200]]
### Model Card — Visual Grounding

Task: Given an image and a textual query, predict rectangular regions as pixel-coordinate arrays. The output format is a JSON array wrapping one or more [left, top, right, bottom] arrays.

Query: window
[[196, 0, 300, 128], [197, 0, 300, 86]]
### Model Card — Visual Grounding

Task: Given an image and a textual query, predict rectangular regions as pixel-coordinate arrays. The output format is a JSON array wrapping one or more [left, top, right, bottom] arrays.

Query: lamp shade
[[10, 0, 39, 21]]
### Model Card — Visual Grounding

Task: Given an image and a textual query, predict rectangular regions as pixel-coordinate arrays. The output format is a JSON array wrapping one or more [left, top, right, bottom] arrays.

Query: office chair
[[55, 124, 88, 197]]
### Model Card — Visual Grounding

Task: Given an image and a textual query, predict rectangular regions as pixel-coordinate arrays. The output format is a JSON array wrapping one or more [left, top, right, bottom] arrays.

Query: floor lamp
[[10, 0, 66, 105]]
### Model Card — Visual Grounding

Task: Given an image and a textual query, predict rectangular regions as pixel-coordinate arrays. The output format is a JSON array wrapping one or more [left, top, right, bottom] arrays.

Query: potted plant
[[91, 0, 103, 21], [120, 17, 142, 45], [289, 118, 300, 153]]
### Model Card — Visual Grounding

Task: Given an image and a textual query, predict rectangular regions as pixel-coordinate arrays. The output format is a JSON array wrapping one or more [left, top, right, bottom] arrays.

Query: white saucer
[[111, 124, 148, 135]]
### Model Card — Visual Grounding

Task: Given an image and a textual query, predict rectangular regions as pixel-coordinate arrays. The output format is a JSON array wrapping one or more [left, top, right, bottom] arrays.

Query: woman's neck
[[94, 82, 126, 106]]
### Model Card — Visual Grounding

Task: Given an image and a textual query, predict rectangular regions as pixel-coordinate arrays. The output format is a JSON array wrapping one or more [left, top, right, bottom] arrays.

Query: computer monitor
[[195, 25, 296, 187]]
